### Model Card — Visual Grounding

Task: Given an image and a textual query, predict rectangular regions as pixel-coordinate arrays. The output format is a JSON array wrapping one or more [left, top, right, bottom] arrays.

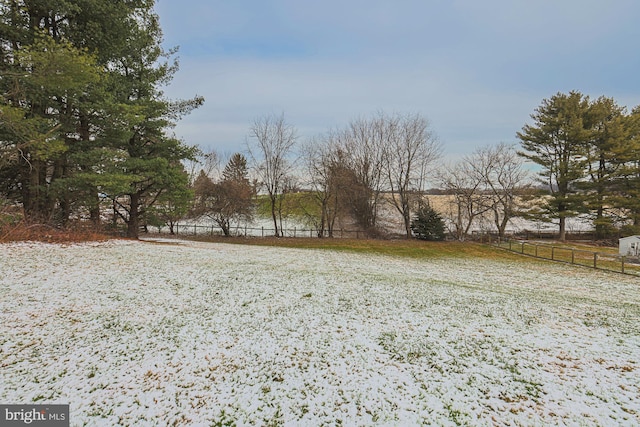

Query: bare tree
[[340, 117, 387, 234], [439, 143, 530, 240], [465, 143, 530, 238], [184, 149, 219, 185], [248, 113, 297, 237], [303, 112, 439, 238], [192, 154, 255, 237], [437, 161, 492, 241], [303, 132, 362, 237], [383, 113, 441, 238], [302, 135, 337, 237]]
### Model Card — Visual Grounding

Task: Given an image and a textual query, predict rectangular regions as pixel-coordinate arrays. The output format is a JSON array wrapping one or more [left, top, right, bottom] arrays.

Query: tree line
[[0, 0, 202, 238], [191, 93, 640, 242], [190, 112, 442, 239], [518, 91, 640, 241], [1, 3, 639, 241]]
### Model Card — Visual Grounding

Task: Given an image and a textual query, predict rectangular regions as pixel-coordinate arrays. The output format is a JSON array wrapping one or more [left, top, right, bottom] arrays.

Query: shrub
[[0, 221, 109, 243], [411, 204, 446, 241]]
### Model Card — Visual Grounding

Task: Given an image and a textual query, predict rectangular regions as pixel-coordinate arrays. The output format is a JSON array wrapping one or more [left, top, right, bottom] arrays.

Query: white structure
[[619, 235, 640, 256]]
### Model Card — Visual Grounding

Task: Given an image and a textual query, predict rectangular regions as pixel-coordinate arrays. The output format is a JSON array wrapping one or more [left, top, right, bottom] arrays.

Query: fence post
[[294, 227, 296, 238], [593, 253, 597, 269], [261, 227, 264, 237], [551, 246, 555, 260], [621, 256, 625, 274], [535, 245, 538, 258], [571, 249, 575, 264], [521, 242, 525, 254]]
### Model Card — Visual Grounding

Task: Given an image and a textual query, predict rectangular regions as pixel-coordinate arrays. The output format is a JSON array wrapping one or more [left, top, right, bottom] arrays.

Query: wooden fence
[[152, 224, 640, 276], [493, 239, 640, 277], [166, 223, 372, 239]]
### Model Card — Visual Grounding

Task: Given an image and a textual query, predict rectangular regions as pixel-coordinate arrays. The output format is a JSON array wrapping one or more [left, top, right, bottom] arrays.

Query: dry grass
[[182, 234, 523, 261], [0, 221, 111, 244], [497, 239, 640, 276]]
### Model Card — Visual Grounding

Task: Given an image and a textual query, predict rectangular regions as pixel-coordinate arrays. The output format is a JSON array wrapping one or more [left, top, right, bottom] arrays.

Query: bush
[[0, 221, 109, 243], [411, 205, 446, 241]]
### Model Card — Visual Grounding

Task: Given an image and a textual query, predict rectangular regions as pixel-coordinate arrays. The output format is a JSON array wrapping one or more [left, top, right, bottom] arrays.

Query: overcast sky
[[154, 0, 640, 161]]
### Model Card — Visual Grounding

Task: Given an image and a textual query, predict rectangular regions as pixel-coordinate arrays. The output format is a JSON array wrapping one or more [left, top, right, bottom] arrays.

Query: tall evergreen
[[580, 96, 629, 237], [0, 1, 203, 237], [613, 107, 640, 231], [0, 3, 104, 222], [101, 5, 202, 237], [517, 91, 590, 241]]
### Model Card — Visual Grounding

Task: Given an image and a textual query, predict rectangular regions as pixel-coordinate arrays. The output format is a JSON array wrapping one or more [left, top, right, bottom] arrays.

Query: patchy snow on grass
[[1, 239, 639, 426]]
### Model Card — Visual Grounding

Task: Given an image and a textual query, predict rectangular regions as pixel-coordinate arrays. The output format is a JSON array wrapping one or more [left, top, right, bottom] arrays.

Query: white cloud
[[157, 0, 640, 158], [166, 55, 538, 156]]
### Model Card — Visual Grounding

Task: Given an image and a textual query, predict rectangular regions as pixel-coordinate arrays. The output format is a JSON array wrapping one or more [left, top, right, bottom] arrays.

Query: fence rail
[[158, 222, 606, 242], [493, 239, 640, 277], [163, 223, 373, 239], [150, 224, 640, 276], [473, 230, 607, 242]]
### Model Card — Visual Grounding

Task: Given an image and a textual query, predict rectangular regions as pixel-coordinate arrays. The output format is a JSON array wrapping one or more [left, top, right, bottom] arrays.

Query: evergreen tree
[[0, 1, 203, 236], [222, 153, 250, 183], [0, 23, 102, 221], [613, 107, 640, 231], [517, 91, 591, 241], [145, 167, 193, 235], [580, 96, 629, 238], [411, 204, 446, 241]]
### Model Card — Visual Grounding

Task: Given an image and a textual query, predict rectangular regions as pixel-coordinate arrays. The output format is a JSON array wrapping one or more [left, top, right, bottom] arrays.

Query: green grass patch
[[255, 192, 321, 223], [189, 235, 523, 261]]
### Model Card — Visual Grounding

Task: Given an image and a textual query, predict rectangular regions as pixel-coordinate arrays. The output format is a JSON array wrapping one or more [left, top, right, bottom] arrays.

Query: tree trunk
[[403, 209, 412, 238], [559, 216, 566, 242], [318, 198, 327, 238], [270, 194, 279, 237], [221, 219, 230, 237], [53, 158, 70, 225], [595, 205, 605, 239], [498, 215, 509, 239], [127, 193, 140, 239], [90, 202, 101, 227], [494, 208, 510, 239], [22, 160, 45, 222]]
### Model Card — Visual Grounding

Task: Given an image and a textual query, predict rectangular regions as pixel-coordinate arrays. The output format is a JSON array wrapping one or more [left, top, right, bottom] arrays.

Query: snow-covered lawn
[[1, 239, 638, 426]]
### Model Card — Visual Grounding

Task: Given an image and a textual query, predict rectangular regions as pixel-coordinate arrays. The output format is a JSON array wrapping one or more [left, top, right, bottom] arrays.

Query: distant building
[[619, 235, 640, 257]]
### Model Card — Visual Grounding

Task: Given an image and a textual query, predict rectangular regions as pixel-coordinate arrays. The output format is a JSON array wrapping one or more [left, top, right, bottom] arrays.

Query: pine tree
[[580, 96, 629, 238], [613, 107, 640, 232], [223, 153, 250, 183], [411, 204, 446, 241], [0, 1, 203, 236], [517, 91, 591, 241]]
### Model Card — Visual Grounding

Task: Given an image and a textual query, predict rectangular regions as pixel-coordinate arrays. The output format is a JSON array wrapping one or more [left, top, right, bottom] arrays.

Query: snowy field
[[1, 239, 639, 426]]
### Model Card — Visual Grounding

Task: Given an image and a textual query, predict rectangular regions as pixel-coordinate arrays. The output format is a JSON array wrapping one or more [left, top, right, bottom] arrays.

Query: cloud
[[165, 54, 540, 156], [156, 0, 640, 159]]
